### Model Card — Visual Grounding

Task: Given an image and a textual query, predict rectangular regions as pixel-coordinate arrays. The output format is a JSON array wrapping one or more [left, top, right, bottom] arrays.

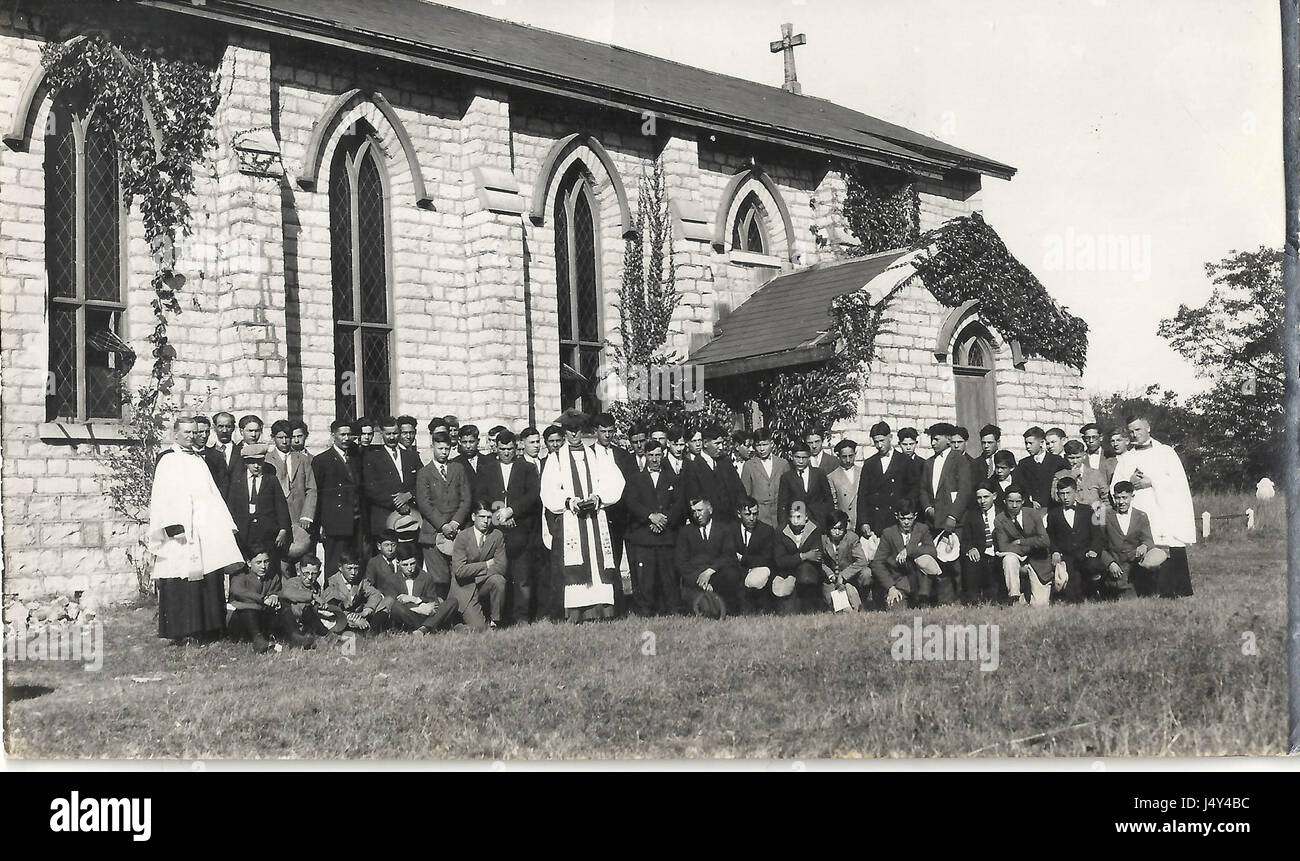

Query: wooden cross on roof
[[769, 22, 807, 95]]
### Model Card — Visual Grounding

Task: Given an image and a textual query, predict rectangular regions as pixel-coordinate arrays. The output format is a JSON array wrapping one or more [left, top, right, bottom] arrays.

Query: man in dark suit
[[449, 500, 509, 630], [674, 498, 742, 618], [895, 426, 925, 508], [1099, 481, 1163, 599], [225, 444, 290, 562], [593, 412, 637, 573], [192, 415, 230, 497], [1013, 426, 1068, 510], [960, 482, 1004, 604], [949, 426, 985, 485], [733, 495, 777, 614], [209, 411, 239, 481], [994, 483, 1052, 605], [974, 424, 1002, 481], [805, 426, 838, 474], [683, 423, 745, 526], [624, 440, 683, 616], [362, 416, 423, 539], [856, 421, 912, 538], [1045, 476, 1106, 602], [919, 423, 973, 534], [474, 430, 541, 624], [414, 428, 473, 599], [452, 424, 487, 484], [777, 441, 834, 530], [368, 544, 447, 633], [312, 419, 364, 579]]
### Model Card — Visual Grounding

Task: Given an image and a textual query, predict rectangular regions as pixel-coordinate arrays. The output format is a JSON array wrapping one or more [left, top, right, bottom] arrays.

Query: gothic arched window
[[730, 193, 769, 255], [45, 98, 127, 421], [554, 164, 602, 412], [330, 129, 393, 422]]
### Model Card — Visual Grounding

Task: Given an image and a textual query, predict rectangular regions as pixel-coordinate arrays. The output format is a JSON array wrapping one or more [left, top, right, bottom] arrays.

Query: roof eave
[[140, 0, 1014, 181]]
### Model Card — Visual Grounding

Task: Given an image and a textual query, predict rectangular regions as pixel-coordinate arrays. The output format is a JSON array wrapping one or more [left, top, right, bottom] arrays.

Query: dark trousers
[[627, 542, 678, 615], [228, 606, 303, 643], [504, 539, 537, 624], [915, 567, 958, 605], [320, 528, 362, 579], [962, 553, 1003, 604], [1057, 553, 1106, 601], [419, 543, 452, 601], [680, 563, 742, 616]]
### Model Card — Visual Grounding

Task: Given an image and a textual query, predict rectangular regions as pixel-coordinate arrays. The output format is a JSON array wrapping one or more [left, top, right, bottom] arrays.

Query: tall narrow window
[[330, 130, 393, 422], [45, 99, 127, 422], [731, 193, 769, 254], [555, 164, 602, 412]]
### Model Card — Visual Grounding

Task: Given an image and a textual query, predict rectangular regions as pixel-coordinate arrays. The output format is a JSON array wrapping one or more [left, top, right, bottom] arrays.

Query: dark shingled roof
[[151, 0, 1015, 179], [690, 249, 912, 376]]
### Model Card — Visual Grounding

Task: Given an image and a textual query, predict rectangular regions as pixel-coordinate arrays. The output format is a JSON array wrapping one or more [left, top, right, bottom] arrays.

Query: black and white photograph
[[0, 0, 1294, 767]]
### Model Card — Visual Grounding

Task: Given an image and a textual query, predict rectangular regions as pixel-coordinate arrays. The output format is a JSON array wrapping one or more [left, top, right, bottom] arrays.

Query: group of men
[[145, 407, 1196, 650]]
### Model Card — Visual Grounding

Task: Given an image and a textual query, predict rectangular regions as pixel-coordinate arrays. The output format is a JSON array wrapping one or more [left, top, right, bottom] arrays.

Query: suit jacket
[[452, 452, 490, 486], [683, 454, 744, 524], [920, 450, 973, 527], [972, 451, 996, 481], [228, 569, 281, 612], [226, 469, 291, 547], [774, 522, 823, 573], [1099, 507, 1156, 567], [994, 508, 1051, 576], [732, 519, 776, 571], [812, 451, 838, 474], [450, 526, 506, 606], [415, 458, 473, 546], [826, 465, 862, 529], [1051, 464, 1108, 507], [822, 531, 868, 582], [869, 524, 938, 592], [320, 572, 385, 615], [741, 456, 790, 529], [312, 446, 362, 536], [776, 466, 834, 529], [674, 520, 739, 580], [474, 458, 541, 554], [362, 445, 423, 535], [1013, 453, 1069, 509], [200, 446, 230, 498], [366, 556, 440, 607], [855, 449, 914, 535], [961, 504, 1001, 559], [267, 448, 317, 524], [1046, 502, 1104, 558], [624, 466, 684, 547]]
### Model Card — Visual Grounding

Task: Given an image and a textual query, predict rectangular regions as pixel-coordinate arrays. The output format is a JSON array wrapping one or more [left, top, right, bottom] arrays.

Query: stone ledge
[[38, 422, 134, 446], [727, 250, 784, 269]]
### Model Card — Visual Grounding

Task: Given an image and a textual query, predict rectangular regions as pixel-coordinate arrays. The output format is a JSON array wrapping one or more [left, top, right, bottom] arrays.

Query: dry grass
[[3, 492, 1286, 759]]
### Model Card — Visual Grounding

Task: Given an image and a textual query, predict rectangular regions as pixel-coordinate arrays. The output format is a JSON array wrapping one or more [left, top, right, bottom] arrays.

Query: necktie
[[701, 525, 708, 542], [438, 462, 447, 481]]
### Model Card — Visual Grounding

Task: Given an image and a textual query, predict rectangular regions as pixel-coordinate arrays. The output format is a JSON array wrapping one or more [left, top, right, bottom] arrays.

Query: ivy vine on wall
[[839, 165, 920, 257], [911, 212, 1089, 370]]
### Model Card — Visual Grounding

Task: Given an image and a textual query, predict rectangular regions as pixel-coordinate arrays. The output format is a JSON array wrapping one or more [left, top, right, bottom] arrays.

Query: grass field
[[2, 494, 1288, 759]]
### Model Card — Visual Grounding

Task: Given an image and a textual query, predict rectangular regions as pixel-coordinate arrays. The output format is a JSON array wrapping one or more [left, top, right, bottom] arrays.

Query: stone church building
[[0, 0, 1090, 600]]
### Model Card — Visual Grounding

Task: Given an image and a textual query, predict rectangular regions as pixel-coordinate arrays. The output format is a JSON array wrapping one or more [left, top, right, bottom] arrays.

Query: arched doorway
[[952, 322, 997, 455]]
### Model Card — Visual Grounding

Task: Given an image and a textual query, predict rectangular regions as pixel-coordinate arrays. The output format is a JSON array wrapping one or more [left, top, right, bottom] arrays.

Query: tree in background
[[1157, 247, 1284, 487]]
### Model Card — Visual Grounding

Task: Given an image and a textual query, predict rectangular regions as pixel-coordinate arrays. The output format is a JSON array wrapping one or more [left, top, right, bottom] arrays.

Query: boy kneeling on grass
[[227, 543, 315, 653], [820, 511, 867, 612], [1098, 481, 1166, 599]]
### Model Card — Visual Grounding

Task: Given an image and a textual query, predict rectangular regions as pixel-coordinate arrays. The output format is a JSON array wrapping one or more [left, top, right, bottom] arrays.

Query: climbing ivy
[[839, 165, 920, 257]]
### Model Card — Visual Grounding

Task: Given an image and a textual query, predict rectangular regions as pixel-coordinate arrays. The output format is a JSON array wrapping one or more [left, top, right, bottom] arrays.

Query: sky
[[429, 0, 1284, 398]]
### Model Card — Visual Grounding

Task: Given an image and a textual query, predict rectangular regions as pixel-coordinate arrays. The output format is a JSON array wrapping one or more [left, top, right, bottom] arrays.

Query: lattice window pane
[[47, 304, 78, 419], [83, 122, 120, 302], [966, 339, 986, 368], [44, 104, 76, 300], [334, 326, 357, 422], [360, 328, 391, 419], [329, 147, 354, 321], [746, 212, 765, 254], [356, 149, 388, 325], [572, 188, 600, 342], [554, 184, 572, 343], [85, 307, 121, 418], [731, 219, 743, 251], [580, 345, 602, 413]]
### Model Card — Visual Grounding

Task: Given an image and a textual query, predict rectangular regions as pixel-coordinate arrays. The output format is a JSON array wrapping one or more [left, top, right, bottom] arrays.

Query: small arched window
[[330, 127, 393, 422], [45, 97, 127, 421], [731, 193, 769, 254], [554, 163, 602, 412]]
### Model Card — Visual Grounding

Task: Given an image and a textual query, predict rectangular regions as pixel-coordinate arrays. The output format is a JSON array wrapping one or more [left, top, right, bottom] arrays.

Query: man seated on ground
[[227, 544, 313, 652], [773, 500, 824, 614], [365, 529, 401, 589], [674, 497, 743, 619], [317, 551, 385, 633], [869, 498, 941, 611], [820, 511, 867, 612], [960, 483, 1004, 605], [1046, 476, 1106, 602], [449, 499, 508, 631], [372, 544, 449, 634], [1098, 481, 1166, 599], [278, 554, 330, 638], [994, 485, 1053, 606], [733, 496, 776, 614]]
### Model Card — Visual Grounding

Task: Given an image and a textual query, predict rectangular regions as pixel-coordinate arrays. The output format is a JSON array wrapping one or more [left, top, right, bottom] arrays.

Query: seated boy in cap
[[227, 543, 314, 652], [773, 500, 824, 613], [820, 511, 866, 611], [1098, 481, 1165, 599], [373, 544, 452, 633], [869, 498, 941, 610], [317, 550, 386, 633]]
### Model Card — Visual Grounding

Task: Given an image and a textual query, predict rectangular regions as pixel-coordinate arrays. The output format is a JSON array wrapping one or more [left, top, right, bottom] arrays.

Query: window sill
[[728, 250, 785, 269], [39, 421, 134, 445]]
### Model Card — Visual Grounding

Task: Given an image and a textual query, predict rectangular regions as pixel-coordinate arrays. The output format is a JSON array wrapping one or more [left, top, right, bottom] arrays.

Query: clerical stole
[[561, 449, 616, 609]]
